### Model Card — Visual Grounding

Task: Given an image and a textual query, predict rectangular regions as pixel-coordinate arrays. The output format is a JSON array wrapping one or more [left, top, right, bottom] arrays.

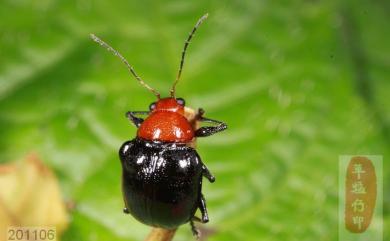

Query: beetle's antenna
[[170, 13, 209, 97], [90, 34, 161, 99]]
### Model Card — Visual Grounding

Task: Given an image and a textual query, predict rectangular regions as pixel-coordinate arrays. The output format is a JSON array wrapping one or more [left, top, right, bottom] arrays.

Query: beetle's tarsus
[[190, 220, 200, 239], [126, 111, 149, 128]]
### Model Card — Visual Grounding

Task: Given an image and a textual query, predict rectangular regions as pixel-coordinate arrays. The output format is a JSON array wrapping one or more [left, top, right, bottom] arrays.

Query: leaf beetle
[[91, 13, 227, 236]]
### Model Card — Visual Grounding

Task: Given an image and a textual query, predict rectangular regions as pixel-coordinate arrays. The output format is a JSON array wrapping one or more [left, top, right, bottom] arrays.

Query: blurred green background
[[0, 0, 389, 240]]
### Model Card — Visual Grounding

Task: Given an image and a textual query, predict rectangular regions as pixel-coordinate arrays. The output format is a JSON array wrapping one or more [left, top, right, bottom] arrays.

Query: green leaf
[[1, 0, 388, 241]]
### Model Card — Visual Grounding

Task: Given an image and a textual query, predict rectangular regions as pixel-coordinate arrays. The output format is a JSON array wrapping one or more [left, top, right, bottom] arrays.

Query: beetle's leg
[[198, 193, 209, 223], [189, 220, 200, 238], [126, 111, 149, 128], [196, 108, 206, 118], [195, 108, 227, 137], [195, 118, 227, 137], [202, 164, 215, 183], [191, 216, 202, 222], [123, 207, 130, 214]]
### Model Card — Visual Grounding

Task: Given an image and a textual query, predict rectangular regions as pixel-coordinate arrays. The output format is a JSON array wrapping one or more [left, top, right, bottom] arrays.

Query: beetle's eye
[[149, 102, 156, 110], [176, 98, 185, 106]]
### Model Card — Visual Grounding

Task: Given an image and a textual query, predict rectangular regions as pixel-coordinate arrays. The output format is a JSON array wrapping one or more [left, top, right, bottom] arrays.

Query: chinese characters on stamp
[[339, 155, 382, 241]]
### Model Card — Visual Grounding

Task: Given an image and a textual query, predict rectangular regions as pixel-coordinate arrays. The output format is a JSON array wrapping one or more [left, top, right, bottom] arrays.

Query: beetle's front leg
[[195, 108, 227, 137], [126, 111, 149, 128]]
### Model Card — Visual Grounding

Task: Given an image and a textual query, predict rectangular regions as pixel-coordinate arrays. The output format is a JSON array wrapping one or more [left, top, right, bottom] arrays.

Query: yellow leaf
[[0, 154, 68, 240]]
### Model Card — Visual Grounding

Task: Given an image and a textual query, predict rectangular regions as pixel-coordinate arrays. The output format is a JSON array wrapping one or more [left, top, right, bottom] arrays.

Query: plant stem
[[145, 228, 177, 241]]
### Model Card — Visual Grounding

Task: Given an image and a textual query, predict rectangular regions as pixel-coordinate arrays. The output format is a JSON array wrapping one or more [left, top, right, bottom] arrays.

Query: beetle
[[90, 13, 227, 236]]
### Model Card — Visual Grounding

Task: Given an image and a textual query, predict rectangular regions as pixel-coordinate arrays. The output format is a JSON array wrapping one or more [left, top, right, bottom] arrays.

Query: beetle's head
[[149, 97, 185, 115]]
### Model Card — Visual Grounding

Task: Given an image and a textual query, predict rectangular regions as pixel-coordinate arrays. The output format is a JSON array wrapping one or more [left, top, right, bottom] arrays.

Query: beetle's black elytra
[[120, 138, 205, 229]]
